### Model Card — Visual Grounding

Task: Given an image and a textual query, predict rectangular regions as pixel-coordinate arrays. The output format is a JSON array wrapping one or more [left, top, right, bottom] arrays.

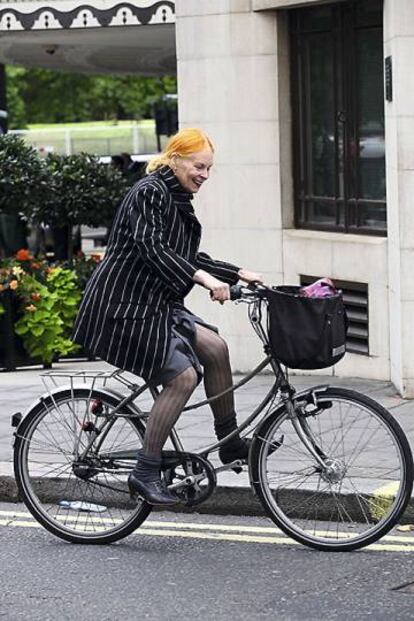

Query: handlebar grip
[[230, 285, 244, 301]]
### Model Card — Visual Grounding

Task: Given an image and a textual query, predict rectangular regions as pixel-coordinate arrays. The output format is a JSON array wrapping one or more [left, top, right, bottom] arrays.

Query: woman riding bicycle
[[72, 128, 262, 507]]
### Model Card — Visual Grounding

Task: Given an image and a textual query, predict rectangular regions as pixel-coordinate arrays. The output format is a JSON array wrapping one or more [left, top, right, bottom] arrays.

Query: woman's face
[[172, 147, 214, 193]]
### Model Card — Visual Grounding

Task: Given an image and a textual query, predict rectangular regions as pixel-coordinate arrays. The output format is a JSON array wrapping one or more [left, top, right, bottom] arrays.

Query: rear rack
[[40, 368, 144, 392], [41, 369, 115, 380]]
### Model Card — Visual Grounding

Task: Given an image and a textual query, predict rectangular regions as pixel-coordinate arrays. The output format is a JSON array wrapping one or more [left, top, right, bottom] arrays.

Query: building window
[[290, 0, 385, 236]]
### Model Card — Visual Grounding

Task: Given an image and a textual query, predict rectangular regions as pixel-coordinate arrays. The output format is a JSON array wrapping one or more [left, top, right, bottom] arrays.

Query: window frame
[[290, 1, 386, 237]]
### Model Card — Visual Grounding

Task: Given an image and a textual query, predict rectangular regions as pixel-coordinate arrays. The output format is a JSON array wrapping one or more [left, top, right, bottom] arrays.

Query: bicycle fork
[[283, 395, 328, 468], [284, 394, 347, 484]]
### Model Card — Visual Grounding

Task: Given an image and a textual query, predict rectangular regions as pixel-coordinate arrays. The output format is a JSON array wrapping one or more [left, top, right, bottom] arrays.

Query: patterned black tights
[[143, 366, 198, 458], [142, 324, 240, 459]]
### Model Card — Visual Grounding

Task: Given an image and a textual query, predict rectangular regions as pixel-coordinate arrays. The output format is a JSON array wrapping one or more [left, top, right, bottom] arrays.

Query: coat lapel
[[158, 166, 201, 233], [172, 196, 201, 232]]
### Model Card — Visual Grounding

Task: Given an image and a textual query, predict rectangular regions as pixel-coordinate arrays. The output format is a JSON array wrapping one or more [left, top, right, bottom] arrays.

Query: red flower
[[15, 249, 33, 262], [31, 293, 41, 302]]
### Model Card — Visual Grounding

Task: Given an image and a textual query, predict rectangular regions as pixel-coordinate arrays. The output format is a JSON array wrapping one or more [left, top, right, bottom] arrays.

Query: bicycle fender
[[293, 384, 330, 401], [251, 384, 331, 434]]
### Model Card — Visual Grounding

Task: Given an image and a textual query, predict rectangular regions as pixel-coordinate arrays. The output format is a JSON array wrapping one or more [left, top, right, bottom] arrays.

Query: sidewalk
[[1, 359, 414, 520]]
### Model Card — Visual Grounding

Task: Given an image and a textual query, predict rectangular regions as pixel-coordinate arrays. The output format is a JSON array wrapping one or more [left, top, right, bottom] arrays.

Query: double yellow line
[[1, 510, 414, 552]]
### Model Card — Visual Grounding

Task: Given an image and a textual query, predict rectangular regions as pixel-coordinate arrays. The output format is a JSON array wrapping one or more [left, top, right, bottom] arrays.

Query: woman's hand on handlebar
[[193, 270, 230, 303], [237, 268, 264, 285]]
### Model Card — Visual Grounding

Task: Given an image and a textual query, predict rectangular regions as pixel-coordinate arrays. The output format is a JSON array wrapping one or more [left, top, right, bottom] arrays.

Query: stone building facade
[[1, 0, 414, 395]]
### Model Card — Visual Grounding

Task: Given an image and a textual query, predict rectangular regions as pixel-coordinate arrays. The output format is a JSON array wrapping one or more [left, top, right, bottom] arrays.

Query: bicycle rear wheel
[[14, 387, 152, 544], [250, 387, 413, 551]]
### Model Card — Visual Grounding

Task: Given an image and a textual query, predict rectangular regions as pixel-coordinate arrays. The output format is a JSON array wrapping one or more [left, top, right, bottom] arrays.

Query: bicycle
[[12, 284, 414, 552]]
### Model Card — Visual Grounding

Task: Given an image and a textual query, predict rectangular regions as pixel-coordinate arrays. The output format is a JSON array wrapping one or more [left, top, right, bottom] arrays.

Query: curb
[[2, 473, 414, 524], [0, 474, 19, 503], [0, 471, 264, 517]]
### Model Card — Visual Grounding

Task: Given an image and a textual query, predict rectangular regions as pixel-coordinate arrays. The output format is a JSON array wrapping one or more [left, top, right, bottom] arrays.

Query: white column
[[385, 0, 414, 396], [132, 124, 140, 154], [175, 0, 286, 371], [64, 128, 72, 155]]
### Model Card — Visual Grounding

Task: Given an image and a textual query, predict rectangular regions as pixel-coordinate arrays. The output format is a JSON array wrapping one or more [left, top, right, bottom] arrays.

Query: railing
[[10, 123, 159, 157]]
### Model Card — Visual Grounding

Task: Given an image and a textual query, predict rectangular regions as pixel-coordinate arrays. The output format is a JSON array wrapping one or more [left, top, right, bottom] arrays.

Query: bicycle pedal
[[129, 491, 140, 504], [228, 459, 244, 474]]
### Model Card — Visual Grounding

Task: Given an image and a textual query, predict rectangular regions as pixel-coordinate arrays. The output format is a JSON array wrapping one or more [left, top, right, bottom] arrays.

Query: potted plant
[[31, 153, 130, 263], [0, 249, 86, 369], [0, 134, 49, 257]]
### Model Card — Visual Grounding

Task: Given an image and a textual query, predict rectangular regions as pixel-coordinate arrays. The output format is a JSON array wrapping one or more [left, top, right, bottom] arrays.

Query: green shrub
[[35, 152, 130, 229], [0, 249, 97, 364], [0, 134, 48, 216]]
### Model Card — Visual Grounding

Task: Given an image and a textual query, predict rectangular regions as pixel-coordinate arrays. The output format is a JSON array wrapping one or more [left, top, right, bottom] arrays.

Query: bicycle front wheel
[[250, 387, 413, 551], [14, 387, 152, 544]]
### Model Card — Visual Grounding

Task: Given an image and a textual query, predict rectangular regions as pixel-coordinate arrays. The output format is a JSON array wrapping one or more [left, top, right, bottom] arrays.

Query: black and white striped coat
[[72, 165, 240, 380]]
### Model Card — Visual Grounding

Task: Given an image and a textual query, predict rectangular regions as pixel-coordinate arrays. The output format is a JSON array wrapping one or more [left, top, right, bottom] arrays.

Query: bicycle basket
[[266, 286, 347, 370]]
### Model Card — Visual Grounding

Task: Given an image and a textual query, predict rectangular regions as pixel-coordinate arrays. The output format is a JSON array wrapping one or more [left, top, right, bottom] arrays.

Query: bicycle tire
[[14, 387, 152, 544], [250, 387, 413, 552]]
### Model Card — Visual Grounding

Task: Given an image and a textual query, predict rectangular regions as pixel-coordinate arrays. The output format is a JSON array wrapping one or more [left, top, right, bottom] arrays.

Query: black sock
[[133, 450, 162, 483], [214, 415, 245, 451]]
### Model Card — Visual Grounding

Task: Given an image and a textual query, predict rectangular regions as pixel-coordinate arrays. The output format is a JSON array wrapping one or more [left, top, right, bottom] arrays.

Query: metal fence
[[9, 124, 159, 157]]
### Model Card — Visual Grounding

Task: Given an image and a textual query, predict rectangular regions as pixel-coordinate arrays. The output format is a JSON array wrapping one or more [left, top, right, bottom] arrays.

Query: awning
[[0, 0, 176, 75]]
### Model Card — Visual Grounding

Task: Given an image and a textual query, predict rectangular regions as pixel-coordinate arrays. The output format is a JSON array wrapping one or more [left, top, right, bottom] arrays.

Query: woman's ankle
[[133, 450, 162, 482], [214, 413, 245, 450]]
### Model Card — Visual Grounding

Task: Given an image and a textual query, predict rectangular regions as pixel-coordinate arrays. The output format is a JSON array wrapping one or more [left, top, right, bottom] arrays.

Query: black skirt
[[149, 306, 218, 387]]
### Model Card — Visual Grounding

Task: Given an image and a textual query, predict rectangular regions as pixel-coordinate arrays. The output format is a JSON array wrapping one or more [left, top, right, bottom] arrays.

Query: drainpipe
[[0, 63, 7, 134]]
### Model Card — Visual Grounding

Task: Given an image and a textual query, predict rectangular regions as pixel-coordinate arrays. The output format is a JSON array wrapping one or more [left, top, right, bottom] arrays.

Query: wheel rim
[[17, 393, 148, 540], [258, 394, 410, 548]]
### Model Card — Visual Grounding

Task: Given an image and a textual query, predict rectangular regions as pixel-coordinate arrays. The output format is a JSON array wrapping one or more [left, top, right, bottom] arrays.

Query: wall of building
[[176, 0, 394, 382], [384, 0, 414, 396], [175, 0, 284, 370]]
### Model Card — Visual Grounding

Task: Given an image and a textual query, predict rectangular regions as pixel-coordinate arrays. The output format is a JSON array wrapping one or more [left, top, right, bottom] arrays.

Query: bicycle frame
[[15, 284, 412, 551], [37, 289, 330, 471]]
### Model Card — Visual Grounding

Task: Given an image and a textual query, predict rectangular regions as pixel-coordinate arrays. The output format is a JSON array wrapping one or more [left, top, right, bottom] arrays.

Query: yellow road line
[[1, 510, 414, 544], [370, 481, 400, 521], [0, 519, 40, 528], [134, 528, 414, 552], [1, 516, 414, 551]]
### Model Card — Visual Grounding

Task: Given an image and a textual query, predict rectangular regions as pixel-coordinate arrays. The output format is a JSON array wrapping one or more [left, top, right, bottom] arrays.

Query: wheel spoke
[[254, 389, 412, 551], [15, 389, 152, 543]]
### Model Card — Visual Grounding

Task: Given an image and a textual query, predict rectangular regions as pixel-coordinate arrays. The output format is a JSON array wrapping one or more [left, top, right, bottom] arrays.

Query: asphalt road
[[1, 504, 414, 621]]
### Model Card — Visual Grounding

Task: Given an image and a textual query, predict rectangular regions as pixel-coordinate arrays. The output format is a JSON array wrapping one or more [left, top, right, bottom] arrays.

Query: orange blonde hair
[[146, 127, 214, 173]]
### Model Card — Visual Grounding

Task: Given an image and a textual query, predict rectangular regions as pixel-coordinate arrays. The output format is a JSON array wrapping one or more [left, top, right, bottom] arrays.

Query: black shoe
[[128, 471, 179, 506], [219, 436, 282, 465], [219, 438, 252, 465]]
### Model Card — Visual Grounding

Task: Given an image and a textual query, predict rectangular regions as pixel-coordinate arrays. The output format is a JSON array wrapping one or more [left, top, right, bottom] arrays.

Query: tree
[[32, 153, 130, 262], [0, 134, 49, 256], [0, 134, 49, 215], [5, 66, 28, 129], [5, 67, 177, 125]]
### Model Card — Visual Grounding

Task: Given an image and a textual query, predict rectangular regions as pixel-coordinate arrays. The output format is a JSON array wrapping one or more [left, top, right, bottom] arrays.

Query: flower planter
[[58, 347, 96, 362], [0, 214, 27, 258], [1, 251, 101, 371], [0, 290, 50, 371]]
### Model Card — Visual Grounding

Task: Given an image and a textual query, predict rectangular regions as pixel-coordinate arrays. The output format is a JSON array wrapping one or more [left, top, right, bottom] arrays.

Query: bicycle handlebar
[[229, 282, 269, 301], [229, 284, 244, 301]]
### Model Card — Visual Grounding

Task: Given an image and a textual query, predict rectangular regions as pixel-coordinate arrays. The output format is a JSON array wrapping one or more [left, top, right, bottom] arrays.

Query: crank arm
[[214, 459, 244, 474], [167, 471, 208, 491], [167, 475, 196, 491]]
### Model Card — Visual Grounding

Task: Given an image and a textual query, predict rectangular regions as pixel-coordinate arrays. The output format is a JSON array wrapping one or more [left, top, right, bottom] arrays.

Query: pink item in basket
[[300, 277, 338, 298]]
